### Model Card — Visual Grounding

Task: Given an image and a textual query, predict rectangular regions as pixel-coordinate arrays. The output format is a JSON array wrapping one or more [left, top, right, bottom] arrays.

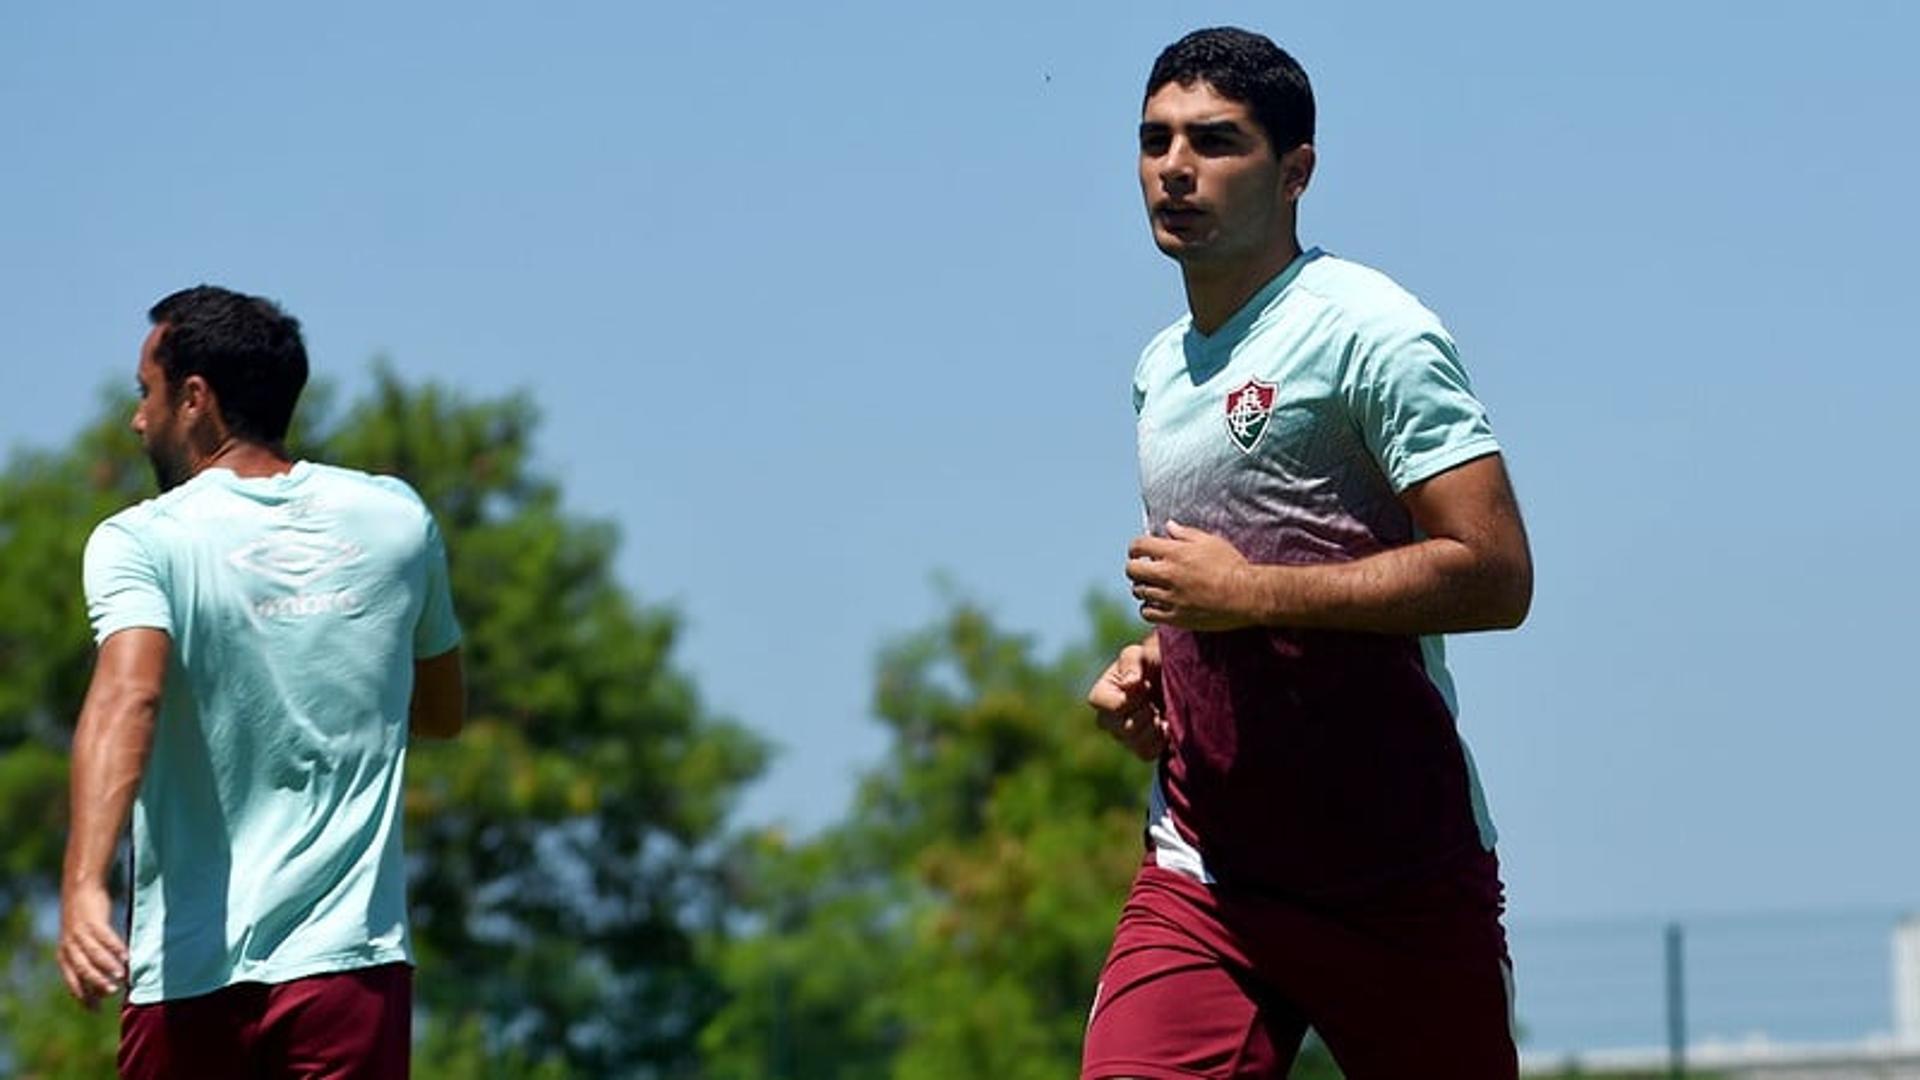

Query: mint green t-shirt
[[82, 461, 460, 1004]]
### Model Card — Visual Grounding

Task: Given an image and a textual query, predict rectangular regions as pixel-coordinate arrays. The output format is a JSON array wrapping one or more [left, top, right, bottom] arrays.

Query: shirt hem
[[415, 632, 462, 660], [1392, 437, 1501, 493], [92, 618, 172, 647], [127, 945, 413, 1005]]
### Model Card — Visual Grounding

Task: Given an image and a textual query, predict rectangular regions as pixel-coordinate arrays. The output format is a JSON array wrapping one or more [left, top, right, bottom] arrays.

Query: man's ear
[[1280, 143, 1316, 203], [178, 374, 217, 423]]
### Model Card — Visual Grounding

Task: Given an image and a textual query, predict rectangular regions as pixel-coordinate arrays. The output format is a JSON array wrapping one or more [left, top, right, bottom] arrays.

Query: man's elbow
[[78, 682, 164, 746], [96, 682, 165, 723], [1484, 555, 1534, 630], [1449, 545, 1532, 632]]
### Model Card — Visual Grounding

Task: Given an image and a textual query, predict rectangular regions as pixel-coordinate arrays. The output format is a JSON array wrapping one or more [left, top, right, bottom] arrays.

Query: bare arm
[[60, 627, 168, 1007], [410, 647, 466, 739], [1127, 453, 1533, 634]]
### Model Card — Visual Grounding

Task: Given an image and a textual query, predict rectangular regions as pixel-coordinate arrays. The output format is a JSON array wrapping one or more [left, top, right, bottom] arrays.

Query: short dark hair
[[148, 285, 309, 443], [1145, 28, 1315, 157]]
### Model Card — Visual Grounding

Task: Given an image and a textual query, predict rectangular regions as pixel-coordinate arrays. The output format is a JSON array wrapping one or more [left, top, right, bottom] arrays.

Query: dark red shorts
[[119, 962, 411, 1080], [1082, 854, 1515, 1079]]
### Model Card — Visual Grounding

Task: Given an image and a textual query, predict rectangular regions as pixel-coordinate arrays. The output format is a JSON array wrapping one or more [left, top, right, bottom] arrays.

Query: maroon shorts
[[1082, 854, 1515, 1080], [120, 962, 411, 1080]]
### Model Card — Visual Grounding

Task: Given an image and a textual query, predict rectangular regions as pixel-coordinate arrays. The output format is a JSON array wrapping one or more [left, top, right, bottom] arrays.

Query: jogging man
[[58, 285, 465, 1078], [1084, 29, 1534, 1079]]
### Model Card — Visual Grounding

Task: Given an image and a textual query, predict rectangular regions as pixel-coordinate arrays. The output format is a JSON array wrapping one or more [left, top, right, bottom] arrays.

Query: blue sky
[[4, 2, 1916, 924]]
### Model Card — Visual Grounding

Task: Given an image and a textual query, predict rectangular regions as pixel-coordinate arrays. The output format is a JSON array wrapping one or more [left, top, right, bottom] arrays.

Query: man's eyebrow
[[1137, 119, 1249, 137]]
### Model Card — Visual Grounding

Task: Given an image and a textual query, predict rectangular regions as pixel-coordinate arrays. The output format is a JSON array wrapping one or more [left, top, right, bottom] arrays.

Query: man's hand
[[58, 881, 128, 1009], [1126, 520, 1258, 631], [1088, 634, 1167, 760]]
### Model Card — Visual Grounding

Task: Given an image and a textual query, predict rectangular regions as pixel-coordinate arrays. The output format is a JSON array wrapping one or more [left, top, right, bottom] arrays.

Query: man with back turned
[[59, 285, 465, 1078]]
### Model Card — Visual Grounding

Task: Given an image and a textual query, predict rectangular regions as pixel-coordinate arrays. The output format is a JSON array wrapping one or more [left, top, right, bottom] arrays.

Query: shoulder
[[82, 503, 168, 598], [84, 503, 152, 560], [90, 498, 159, 536], [83, 490, 180, 554], [306, 463, 433, 519], [91, 468, 230, 537], [1134, 314, 1192, 381], [1292, 252, 1451, 350]]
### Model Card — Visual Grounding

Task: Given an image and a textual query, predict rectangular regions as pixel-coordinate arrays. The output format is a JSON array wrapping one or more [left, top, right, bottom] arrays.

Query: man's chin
[[1153, 230, 1224, 264], [1153, 235, 1197, 261]]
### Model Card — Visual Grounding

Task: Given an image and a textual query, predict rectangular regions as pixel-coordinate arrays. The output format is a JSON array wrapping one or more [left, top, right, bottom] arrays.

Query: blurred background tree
[[700, 594, 1156, 1079]]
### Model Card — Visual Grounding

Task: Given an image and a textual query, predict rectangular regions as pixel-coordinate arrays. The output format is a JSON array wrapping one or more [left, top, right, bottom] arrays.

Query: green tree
[[0, 370, 766, 1078], [701, 594, 1154, 1079]]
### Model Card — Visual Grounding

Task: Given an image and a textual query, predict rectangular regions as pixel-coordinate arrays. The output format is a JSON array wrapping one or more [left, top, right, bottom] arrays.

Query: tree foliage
[[701, 594, 1156, 1079], [0, 369, 766, 1077], [697, 595, 1356, 1079]]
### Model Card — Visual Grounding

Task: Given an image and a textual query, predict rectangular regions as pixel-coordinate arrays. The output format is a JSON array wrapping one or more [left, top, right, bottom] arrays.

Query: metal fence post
[[1666, 921, 1686, 1080]]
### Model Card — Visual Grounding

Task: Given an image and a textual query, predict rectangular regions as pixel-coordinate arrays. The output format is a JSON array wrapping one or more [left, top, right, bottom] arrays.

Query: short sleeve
[[82, 520, 172, 644], [1342, 328, 1501, 493], [414, 512, 462, 658]]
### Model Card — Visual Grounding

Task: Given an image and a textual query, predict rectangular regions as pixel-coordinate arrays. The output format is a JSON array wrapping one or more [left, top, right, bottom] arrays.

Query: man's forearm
[[1239, 536, 1531, 635], [63, 688, 158, 890]]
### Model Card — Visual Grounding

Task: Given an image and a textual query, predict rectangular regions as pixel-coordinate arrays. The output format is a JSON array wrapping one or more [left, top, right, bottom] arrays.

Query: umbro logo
[[226, 535, 363, 589], [1223, 377, 1277, 454]]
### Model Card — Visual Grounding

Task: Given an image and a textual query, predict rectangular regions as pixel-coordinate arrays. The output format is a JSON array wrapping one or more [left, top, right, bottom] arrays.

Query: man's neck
[[1181, 238, 1303, 336], [191, 436, 294, 481]]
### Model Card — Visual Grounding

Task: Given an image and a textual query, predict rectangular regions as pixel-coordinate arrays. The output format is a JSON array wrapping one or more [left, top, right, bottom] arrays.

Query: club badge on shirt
[[1224, 377, 1277, 454]]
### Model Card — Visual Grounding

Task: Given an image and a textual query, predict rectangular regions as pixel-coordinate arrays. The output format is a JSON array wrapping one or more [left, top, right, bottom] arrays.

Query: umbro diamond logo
[[226, 535, 363, 589]]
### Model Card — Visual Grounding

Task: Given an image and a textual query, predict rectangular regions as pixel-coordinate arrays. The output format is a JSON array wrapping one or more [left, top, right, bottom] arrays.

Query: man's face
[[132, 325, 191, 491], [1138, 80, 1297, 267]]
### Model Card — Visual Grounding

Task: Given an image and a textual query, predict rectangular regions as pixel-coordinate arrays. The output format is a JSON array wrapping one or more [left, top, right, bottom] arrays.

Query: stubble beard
[[145, 438, 191, 493]]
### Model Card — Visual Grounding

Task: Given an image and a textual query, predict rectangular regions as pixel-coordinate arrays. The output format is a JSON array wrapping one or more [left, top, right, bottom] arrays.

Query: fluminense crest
[[1223, 377, 1277, 454]]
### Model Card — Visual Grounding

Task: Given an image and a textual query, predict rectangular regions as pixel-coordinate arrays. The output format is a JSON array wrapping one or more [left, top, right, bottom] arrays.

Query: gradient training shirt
[[1133, 247, 1501, 900]]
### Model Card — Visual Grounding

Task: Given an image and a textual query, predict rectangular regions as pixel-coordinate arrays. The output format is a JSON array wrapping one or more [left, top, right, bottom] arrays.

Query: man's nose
[[1159, 143, 1196, 193]]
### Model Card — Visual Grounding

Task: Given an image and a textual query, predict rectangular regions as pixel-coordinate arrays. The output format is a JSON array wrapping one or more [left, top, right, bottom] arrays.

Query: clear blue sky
[[4, 2, 1916, 923]]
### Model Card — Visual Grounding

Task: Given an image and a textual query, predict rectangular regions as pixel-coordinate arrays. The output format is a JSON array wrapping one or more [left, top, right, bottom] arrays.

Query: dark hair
[[148, 285, 308, 443], [1145, 28, 1315, 157]]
